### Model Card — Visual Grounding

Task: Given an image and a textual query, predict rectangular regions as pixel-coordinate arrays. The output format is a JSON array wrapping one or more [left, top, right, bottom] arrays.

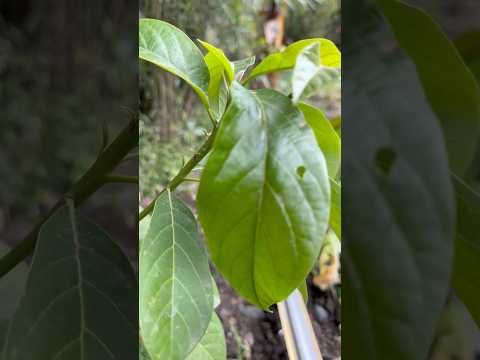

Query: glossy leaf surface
[[186, 313, 226, 360], [139, 19, 210, 108], [3, 206, 137, 359], [299, 102, 341, 178], [378, 0, 480, 176], [245, 38, 340, 83], [198, 83, 330, 309], [452, 176, 480, 327], [140, 191, 213, 360]]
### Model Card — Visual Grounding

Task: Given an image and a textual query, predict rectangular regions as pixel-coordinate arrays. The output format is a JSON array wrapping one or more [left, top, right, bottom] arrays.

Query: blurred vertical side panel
[[342, 0, 480, 359], [0, 0, 139, 359]]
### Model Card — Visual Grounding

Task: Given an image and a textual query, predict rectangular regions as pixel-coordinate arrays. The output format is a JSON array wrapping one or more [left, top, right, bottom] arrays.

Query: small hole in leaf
[[297, 166, 306, 178], [375, 147, 397, 175]]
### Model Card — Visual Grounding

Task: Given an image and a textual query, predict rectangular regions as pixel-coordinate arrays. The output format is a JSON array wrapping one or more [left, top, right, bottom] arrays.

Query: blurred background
[[0, 1, 138, 261], [139, 0, 341, 359]]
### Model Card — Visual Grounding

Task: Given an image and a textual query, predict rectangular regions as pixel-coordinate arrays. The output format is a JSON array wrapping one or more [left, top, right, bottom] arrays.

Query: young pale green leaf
[[233, 56, 256, 81], [245, 38, 340, 83], [292, 43, 341, 103], [140, 191, 213, 360], [377, 0, 480, 177], [204, 52, 229, 121], [299, 102, 341, 178], [329, 178, 341, 239], [3, 206, 137, 359], [139, 19, 210, 108], [186, 313, 226, 360], [198, 83, 330, 309], [198, 40, 234, 84], [451, 176, 480, 327]]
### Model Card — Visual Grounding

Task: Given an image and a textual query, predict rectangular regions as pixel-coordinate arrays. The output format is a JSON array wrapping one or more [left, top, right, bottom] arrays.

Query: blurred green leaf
[[3, 206, 137, 359], [0, 244, 29, 322], [378, 0, 480, 177], [451, 176, 480, 327]]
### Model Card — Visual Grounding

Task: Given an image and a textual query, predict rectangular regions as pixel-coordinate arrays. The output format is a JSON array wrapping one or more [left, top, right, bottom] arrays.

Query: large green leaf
[[140, 191, 213, 360], [377, 0, 480, 177], [451, 176, 480, 327], [299, 102, 341, 178], [198, 82, 330, 309], [3, 206, 137, 359], [139, 19, 210, 108], [245, 38, 340, 83], [292, 43, 341, 103], [186, 313, 226, 360], [343, 6, 455, 355]]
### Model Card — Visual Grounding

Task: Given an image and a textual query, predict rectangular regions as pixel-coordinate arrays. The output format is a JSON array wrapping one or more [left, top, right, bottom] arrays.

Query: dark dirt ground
[[214, 268, 341, 360]]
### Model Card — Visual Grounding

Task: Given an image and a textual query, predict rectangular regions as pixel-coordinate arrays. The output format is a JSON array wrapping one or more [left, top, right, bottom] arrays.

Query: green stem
[[0, 119, 138, 278], [103, 175, 139, 184], [139, 126, 218, 221], [182, 177, 201, 183]]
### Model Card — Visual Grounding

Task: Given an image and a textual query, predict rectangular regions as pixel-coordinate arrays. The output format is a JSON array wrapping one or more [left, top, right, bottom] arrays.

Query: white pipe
[[278, 289, 323, 360]]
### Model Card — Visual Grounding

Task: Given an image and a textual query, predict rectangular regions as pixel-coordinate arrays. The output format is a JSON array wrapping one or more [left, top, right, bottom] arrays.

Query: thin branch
[[103, 175, 139, 184], [138, 126, 218, 222], [0, 118, 138, 278]]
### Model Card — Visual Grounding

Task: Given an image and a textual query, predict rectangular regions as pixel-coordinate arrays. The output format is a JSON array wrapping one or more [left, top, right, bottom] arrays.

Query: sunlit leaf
[[204, 52, 229, 121], [198, 82, 330, 309], [245, 38, 340, 83], [140, 191, 213, 360], [292, 43, 340, 103], [198, 40, 234, 84], [299, 102, 341, 178]]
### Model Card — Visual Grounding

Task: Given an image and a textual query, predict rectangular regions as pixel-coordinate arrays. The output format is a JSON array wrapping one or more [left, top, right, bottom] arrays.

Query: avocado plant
[[138, 19, 341, 360]]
